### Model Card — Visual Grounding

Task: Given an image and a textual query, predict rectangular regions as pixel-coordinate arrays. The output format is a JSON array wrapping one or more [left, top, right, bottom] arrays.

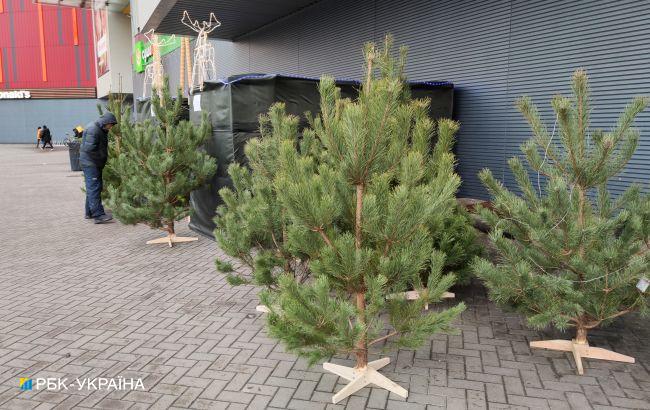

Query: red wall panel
[[0, 0, 96, 90]]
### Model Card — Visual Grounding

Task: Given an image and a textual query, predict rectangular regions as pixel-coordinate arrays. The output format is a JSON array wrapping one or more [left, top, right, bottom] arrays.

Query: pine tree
[[215, 58, 479, 289], [213, 103, 299, 286], [107, 79, 217, 246], [98, 93, 130, 191], [472, 69, 649, 374], [217, 37, 466, 402]]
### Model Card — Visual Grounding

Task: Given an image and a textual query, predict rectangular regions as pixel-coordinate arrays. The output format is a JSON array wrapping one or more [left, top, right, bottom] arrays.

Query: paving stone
[[288, 398, 327, 409], [547, 399, 571, 410], [385, 401, 426, 410], [268, 387, 294, 408], [215, 390, 254, 405], [367, 388, 388, 409], [408, 393, 445, 406], [248, 394, 272, 409], [489, 403, 527, 410], [448, 379, 484, 392], [485, 383, 505, 403], [542, 380, 581, 392], [293, 380, 318, 400], [597, 377, 626, 397], [611, 372, 639, 390], [507, 394, 550, 409], [446, 397, 467, 410], [608, 396, 650, 409], [524, 387, 566, 401], [565, 392, 592, 409], [520, 370, 543, 389], [466, 389, 487, 410], [345, 395, 368, 409]]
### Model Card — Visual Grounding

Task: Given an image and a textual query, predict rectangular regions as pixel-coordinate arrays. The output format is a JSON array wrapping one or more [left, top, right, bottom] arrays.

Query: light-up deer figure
[[181, 10, 220, 92], [142, 29, 176, 99]]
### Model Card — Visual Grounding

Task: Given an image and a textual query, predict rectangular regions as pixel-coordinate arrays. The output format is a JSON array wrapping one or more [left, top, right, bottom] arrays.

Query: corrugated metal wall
[[504, 0, 650, 197], [149, 0, 650, 198], [0, 98, 101, 144]]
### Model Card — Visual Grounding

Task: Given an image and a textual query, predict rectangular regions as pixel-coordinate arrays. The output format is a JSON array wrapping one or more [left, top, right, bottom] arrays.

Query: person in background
[[73, 125, 84, 139], [80, 112, 117, 224], [36, 126, 42, 148], [40, 125, 54, 150]]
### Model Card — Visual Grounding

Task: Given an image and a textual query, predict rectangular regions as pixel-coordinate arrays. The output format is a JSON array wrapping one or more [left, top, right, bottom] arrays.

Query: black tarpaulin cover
[[135, 97, 190, 122], [135, 97, 152, 122], [188, 74, 454, 238]]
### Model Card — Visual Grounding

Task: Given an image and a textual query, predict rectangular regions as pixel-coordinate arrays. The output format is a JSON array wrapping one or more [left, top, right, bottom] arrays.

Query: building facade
[[0, 0, 98, 143], [137, 0, 650, 198]]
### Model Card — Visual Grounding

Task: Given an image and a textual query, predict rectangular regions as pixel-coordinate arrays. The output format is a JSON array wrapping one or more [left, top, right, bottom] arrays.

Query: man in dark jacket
[[80, 112, 117, 223]]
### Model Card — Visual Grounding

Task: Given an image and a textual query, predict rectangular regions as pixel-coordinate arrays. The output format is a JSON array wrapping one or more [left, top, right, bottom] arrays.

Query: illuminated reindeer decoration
[[142, 29, 176, 99], [181, 11, 220, 92]]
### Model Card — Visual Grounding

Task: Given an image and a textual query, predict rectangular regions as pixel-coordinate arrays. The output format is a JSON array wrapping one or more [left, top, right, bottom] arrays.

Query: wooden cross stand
[[146, 234, 198, 248], [323, 358, 407, 403], [530, 331, 634, 375], [255, 289, 453, 403], [387, 289, 455, 310]]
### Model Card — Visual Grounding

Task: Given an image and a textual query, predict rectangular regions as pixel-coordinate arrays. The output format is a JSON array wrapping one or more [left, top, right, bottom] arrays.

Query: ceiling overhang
[[142, 0, 319, 41]]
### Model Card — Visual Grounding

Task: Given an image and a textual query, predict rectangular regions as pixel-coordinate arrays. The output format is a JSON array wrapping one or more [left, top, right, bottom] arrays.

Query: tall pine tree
[[107, 79, 217, 246], [217, 37, 466, 402], [473, 69, 649, 374], [98, 93, 130, 192], [215, 58, 479, 288]]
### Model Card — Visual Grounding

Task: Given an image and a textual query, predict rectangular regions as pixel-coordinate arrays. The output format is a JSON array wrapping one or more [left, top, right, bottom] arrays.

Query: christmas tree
[[215, 60, 479, 290], [98, 93, 130, 191], [213, 102, 300, 286], [217, 37, 466, 402], [473, 69, 649, 374], [107, 79, 217, 246]]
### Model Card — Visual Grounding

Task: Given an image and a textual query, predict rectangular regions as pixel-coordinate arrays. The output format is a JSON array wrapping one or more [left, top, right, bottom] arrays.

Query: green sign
[[133, 35, 181, 73], [134, 41, 146, 73]]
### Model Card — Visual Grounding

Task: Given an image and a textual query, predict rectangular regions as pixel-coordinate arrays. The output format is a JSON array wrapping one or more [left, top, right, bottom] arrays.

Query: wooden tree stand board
[[323, 358, 408, 403], [146, 234, 198, 247], [386, 289, 455, 310], [256, 305, 271, 313], [530, 339, 634, 375]]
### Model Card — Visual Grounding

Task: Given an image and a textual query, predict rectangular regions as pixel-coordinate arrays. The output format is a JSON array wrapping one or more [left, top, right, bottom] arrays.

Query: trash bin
[[66, 140, 81, 171]]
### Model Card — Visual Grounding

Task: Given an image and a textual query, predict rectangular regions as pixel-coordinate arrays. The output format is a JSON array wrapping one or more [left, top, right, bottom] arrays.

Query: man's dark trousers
[[83, 166, 105, 218]]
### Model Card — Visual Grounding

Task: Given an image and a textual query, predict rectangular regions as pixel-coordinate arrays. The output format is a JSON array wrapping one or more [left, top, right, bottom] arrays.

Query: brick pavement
[[0, 145, 648, 410]]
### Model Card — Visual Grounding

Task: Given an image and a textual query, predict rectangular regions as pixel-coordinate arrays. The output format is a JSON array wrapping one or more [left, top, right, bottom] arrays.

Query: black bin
[[67, 141, 81, 171]]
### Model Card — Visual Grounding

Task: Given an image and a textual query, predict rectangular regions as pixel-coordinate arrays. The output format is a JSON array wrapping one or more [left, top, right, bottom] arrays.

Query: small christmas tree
[[217, 37, 466, 402], [473, 69, 649, 374], [107, 79, 217, 246]]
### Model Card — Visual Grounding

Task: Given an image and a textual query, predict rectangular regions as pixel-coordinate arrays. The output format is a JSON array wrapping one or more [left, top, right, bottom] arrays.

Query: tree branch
[[368, 331, 399, 347]]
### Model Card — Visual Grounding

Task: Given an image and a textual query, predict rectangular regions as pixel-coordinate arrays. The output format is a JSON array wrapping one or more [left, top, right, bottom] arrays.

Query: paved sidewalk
[[0, 145, 648, 410]]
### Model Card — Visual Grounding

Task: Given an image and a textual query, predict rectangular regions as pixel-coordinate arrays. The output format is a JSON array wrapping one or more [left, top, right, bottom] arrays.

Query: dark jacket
[[80, 113, 117, 168], [41, 127, 52, 142]]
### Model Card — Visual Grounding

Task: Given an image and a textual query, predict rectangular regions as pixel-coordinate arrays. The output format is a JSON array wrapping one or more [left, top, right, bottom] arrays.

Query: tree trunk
[[355, 185, 364, 249], [577, 187, 586, 283], [167, 219, 175, 236], [354, 184, 368, 369], [575, 326, 587, 345], [355, 292, 368, 369]]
